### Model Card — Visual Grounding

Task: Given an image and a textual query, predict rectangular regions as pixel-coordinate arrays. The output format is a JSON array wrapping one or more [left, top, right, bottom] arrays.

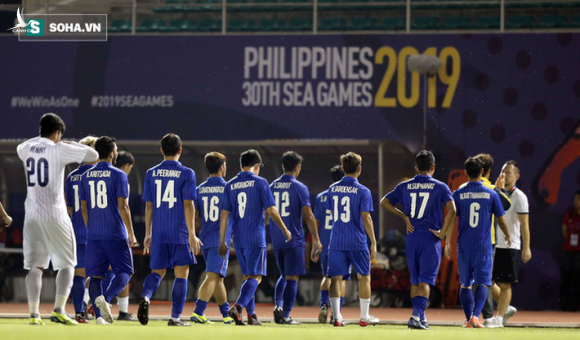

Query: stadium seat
[[136, 19, 166, 33], [564, 15, 580, 28], [319, 18, 348, 31], [287, 18, 313, 31], [537, 15, 567, 28], [379, 17, 406, 30], [257, 19, 286, 31], [349, 18, 378, 30], [442, 16, 471, 30], [506, 15, 534, 29], [198, 19, 222, 32], [159, 19, 181, 32], [473, 16, 500, 29], [109, 20, 132, 33], [228, 19, 255, 32], [412, 17, 440, 30]]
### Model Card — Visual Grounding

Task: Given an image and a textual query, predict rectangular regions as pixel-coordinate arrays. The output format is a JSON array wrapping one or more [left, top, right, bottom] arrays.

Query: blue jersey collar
[[162, 160, 181, 165], [341, 176, 358, 183], [96, 162, 114, 168]]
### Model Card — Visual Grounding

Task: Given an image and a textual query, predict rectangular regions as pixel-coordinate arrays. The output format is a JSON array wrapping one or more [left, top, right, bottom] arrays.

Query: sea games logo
[[8, 8, 44, 36]]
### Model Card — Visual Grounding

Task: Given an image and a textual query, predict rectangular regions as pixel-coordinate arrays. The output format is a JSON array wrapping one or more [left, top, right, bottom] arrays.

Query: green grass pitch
[[1, 319, 578, 340]]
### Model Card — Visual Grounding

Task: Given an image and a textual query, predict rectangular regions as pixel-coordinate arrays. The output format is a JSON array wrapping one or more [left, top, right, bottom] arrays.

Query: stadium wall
[[1, 34, 579, 310]]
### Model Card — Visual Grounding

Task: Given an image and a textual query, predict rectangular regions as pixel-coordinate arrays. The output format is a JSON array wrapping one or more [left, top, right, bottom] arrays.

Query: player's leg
[[101, 269, 114, 292], [98, 239, 134, 324], [193, 247, 225, 323], [327, 249, 349, 326], [272, 248, 286, 323], [23, 219, 49, 325], [469, 254, 493, 328], [215, 277, 231, 322], [496, 283, 512, 323], [46, 219, 78, 325], [318, 252, 330, 323], [230, 248, 265, 326], [139, 242, 170, 325], [169, 257, 192, 327], [116, 283, 135, 321], [85, 240, 110, 325], [406, 236, 423, 326], [72, 264, 88, 323], [352, 250, 378, 327], [280, 246, 305, 324], [458, 252, 475, 326], [411, 238, 441, 329]]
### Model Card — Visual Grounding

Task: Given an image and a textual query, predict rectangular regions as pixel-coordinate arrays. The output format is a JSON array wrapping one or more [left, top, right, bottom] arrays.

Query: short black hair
[[505, 160, 520, 174], [476, 153, 494, 176], [416, 150, 435, 172], [39, 113, 66, 137], [205, 152, 226, 174], [575, 190, 580, 197], [161, 133, 182, 157], [282, 151, 303, 172], [95, 136, 116, 160], [340, 152, 362, 174], [240, 149, 262, 168], [331, 165, 344, 182], [115, 151, 135, 169], [465, 156, 484, 179]]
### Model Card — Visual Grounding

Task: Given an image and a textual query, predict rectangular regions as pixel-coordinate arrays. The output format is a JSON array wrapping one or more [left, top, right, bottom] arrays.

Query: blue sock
[[412, 296, 429, 319], [71, 276, 85, 314], [274, 276, 286, 307], [142, 273, 162, 300], [194, 299, 208, 316], [235, 278, 259, 308], [340, 297, 344, 310], [102, 270, 115, 292], [246, 296, 255, 315], [219, 302, 230, 318], [282, 280, 297, 318], [460, 288, 473, 321], [472, 285, 488, 318], [89, 278, 103, 318], [104, 272, 130, 303], [320, 290, 330, 307], [171, 278, 187, 319]]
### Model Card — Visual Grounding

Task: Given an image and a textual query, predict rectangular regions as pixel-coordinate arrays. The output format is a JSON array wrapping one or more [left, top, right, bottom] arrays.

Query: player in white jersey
[[17, 113, 98, 325]]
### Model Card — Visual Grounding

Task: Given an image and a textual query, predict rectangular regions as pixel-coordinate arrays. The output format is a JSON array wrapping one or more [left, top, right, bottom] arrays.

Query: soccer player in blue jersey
[[381, 150, 455, 330], [80, 136, 138, 325], [270, 151, 322, 325], [191, 152, 233, 324], [314, 165, 345, 324], [137, 133, 202, 327], [326, 152, 379, 327], [66, 136, 97, 324], [435, 157, 512, 328], [218, 149, 292, 326]]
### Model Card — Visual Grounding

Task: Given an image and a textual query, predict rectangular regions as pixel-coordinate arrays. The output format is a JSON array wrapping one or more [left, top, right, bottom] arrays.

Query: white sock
[[84, 288, 90, 305], [171, 317, 180, 322], [54, 267, 74, 313], [360, 298, 370, 320], [117, 296, 129, 313], [497, 316, 504, 324], [26, 268, 43, 317], [330, 297, 342, 321]]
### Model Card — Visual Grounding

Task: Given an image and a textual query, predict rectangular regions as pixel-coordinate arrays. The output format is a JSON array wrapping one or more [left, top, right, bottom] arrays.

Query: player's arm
[[118, 197, 137, 247], [184, 199, 202, 255], [0, 201, 13, 227], [195, 209, 202, 235], [144, 201, 153, 254], [266, 206, 292, 242], [519, 213, 532, 263], [362, 211, 377, 260], [81, 200, 88, 227], [380, 196, 414, 234], [303, 205, 322, 261], [496, 215, 512, 247], [218, 209, 231, 257]]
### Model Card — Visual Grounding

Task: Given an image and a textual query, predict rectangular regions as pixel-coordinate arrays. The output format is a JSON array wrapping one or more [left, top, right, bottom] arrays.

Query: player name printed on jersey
[[152, 169, 182, 177], [231, 180, 255, 190], [86, 170, 111, 178], [459, 192, 491, 199], [407, 183, 435, 190], [273, 182, 291, 189], [199, 186, 224, 194], [331, 186, 358, 194]]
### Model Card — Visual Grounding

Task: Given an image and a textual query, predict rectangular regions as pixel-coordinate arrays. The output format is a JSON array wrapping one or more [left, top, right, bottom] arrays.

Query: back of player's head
[[161, 133, 182, 157], [415, 150, 435, 172], [205, 152, 226, 174], [116, 151, 135, 168], [476, 153, 494, 176], [340, 152, 362, 174], [505, 160, 520, 174], [240, 149, 262, 168], [575, 189, 580, 197], [79, 136, 97, 149], [465, 156, 484, 179], [39, 113, 66, 137], [331, 164, 344, 182], [282, 151, 303, 172], [95, 136, 116, 160]]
